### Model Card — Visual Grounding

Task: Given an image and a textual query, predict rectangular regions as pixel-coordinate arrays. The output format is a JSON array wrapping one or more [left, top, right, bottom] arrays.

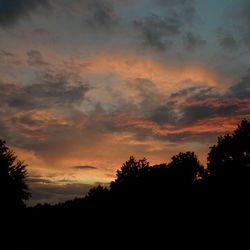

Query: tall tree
[[0, 139, 30, 209]]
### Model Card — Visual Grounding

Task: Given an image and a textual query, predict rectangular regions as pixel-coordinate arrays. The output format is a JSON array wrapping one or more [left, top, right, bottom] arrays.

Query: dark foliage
[[0, 139, 30, 209], [0, 139, 30, 249], [208, 119, 250, 178], [206, 119, 250, 201], [3, 119, 250, 249]]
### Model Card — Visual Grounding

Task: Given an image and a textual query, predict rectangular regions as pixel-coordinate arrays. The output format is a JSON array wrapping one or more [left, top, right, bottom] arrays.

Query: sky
[[1, 0, 250, 205]]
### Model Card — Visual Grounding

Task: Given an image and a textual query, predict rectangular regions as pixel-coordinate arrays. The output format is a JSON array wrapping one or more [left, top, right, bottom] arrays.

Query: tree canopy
[[207, 119, 250, 180]]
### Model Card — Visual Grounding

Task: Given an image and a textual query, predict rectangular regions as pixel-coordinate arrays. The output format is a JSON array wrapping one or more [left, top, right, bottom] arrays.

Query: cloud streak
[[72, 165, 98, 170]]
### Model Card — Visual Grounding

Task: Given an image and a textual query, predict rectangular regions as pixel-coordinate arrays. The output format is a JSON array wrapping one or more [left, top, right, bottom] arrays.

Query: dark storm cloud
[[183, 32, 206, 52], [2, 73, 89, 109], [27, 50, 48, 67], [72, 165, 98, 170], [0, 0, 50, 27]]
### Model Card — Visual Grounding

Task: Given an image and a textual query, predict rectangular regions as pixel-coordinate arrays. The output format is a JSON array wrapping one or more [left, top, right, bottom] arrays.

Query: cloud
[[183, 32, 206, 52], [0, 0, 50, 27], [0, 49, 21, 66], [1, 66, 249, 162], [181, 105, 214, 124], [126, 78, 162, 112], [155, 0, 196, 23], [27, 50, 48, 67], [154, 81, 250, 127], [217, 1, 250, 52], [64, 0, 118, 30], [2, 73, 89, 109], [155, 0, 192, 7], [149, 86, 216, 126], [72, 165, 98, 170], [107, 72, 250, 143], [219, 36, 238, 52], [228, 71, 250, 98], [0, 70, 90, 162], [150, 104, 176, 125], [0, 50, 15, 57], [133, 14, 180, 50], [84, 0, 117, 28], [234, 1, 250, 47], [19, 28, 56, 45], [133, 0, 197, 51]]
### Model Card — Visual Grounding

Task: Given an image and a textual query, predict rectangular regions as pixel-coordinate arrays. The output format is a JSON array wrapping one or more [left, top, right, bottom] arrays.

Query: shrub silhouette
[[0, 139, 30, 209]]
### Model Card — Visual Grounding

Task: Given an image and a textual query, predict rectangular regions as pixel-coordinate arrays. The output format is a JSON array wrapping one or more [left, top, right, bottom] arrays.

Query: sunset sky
[[1, 0, 250, 205]]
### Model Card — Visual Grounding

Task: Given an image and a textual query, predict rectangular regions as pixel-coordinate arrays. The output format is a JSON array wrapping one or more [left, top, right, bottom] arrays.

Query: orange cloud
[[83, 52, 227, 89], [114, 111, 248, 136]]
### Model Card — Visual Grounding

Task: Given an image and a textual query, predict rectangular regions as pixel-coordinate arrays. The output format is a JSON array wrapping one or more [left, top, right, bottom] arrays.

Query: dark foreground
[[3, 119, 250, 249]]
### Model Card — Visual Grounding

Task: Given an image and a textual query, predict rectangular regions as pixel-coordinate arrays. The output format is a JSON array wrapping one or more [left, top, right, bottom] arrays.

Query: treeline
[[2, 119, 250, 249], [33, 119, 250, 211]]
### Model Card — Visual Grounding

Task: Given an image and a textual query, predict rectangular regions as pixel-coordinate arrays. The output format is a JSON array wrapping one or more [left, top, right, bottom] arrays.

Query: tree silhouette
[[208, 119, 250, 179], [85, 185, 109, 204], [110, 156, 150, 194], [167, 151, 204, 185], [0, 139, 30, 209], [206, 119, 250, 205]]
